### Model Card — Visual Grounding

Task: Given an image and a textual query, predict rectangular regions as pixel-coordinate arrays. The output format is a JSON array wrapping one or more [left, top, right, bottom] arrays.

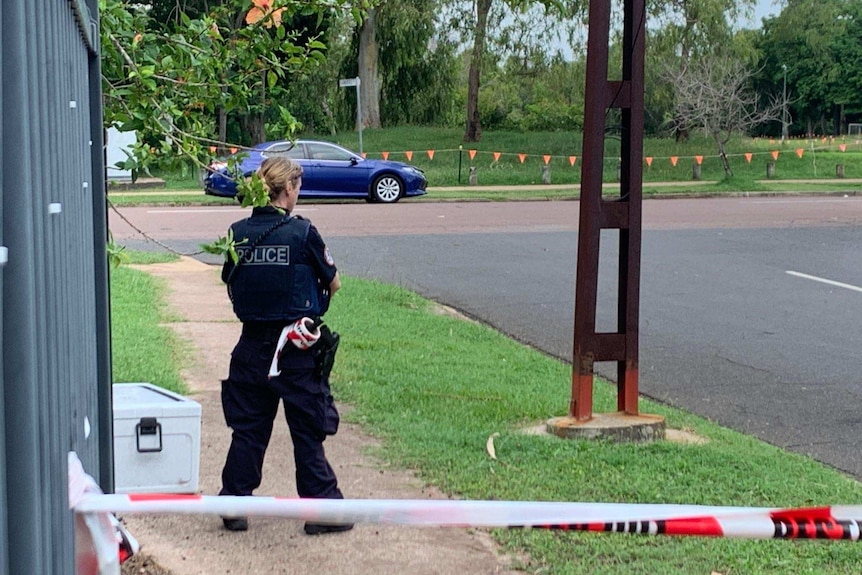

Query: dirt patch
[[121, 551, 173, 575], [665, 428, 710, 445]]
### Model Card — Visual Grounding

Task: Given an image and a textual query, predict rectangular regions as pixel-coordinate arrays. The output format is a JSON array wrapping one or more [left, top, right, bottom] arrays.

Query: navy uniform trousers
[[219, 333, 343, 500]]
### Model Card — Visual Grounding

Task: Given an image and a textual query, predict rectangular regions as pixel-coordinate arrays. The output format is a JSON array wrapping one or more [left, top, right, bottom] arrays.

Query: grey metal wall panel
[[86, 0, 114, 494], [2, 0, 108, 573], [0, 6, 7, 575]]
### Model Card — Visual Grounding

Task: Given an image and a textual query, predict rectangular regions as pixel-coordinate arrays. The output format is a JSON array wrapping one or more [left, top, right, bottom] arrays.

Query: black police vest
[[228, 215, 327, 322]]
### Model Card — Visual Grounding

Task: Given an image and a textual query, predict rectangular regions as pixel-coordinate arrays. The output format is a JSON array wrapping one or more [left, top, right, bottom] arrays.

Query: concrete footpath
[[120, 257, 524, 575]]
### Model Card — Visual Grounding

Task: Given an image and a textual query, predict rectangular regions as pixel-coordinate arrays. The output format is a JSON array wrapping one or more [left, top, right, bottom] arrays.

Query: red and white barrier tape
[[75, 495, 862, 541]]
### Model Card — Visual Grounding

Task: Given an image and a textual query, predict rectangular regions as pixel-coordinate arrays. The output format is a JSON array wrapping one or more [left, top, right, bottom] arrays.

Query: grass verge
[[110, 251, 186, 393], [327, 277, 862, 574], [106, 179, 860, 207], [110, 267, 862, 573]]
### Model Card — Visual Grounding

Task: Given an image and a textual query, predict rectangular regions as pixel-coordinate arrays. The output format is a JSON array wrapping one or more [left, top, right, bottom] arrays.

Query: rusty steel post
[[571, 0, 645, 420]]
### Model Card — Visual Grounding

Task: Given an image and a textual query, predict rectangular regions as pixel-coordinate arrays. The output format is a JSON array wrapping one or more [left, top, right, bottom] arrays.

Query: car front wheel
[[371, 174, 403, 203]]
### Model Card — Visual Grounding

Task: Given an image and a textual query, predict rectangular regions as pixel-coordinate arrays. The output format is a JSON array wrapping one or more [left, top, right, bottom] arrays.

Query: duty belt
[[241, 322, 289, 342]]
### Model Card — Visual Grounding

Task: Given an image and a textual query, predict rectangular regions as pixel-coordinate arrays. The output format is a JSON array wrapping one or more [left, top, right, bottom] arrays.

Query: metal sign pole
[[339, 76, 363, 154], [356, 77, 362, 155]]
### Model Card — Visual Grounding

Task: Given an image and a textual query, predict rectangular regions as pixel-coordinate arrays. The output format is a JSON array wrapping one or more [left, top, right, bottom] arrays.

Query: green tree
[[832, 0, 862, 127], [646, 0, 756, 138], [377, 0, 458, 126], [100, 0, 365, 182], [666, 54, 782, 176], [338, 0, 457, 130], [442, 0, 586, 142], [756, 0, 849, 135]]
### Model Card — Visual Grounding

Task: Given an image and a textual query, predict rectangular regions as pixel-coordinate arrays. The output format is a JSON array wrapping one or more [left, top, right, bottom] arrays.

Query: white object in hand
[[268, 318, 321, 378]]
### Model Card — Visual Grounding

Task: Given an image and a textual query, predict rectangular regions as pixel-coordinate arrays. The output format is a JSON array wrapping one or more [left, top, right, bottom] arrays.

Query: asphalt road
[[111, 197, 862, 478]]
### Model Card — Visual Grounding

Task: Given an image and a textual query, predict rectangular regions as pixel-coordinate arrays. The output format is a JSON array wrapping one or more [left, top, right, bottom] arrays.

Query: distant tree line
[[100, 0, 862, 175]]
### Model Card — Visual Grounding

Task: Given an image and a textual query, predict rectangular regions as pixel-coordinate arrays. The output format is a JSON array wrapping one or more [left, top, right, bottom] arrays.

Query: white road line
[[146, 208, 318, 214], [786, 270, 862, 294], [747, 199, 856, 204]]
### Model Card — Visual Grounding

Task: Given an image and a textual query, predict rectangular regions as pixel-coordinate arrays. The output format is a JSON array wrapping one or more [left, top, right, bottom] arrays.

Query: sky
[[744, 0, 781, 28]]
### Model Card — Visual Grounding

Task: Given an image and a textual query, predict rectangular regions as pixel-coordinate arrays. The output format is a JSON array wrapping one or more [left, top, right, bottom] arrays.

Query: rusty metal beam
[[571, 0, 645, 421]]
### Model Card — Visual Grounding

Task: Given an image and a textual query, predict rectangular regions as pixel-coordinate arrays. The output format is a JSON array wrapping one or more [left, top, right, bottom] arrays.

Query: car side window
[[308, 143, 352, 161], [262, 143, 304, 160]]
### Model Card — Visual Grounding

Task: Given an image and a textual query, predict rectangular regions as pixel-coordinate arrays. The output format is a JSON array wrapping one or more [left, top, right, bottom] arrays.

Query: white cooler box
[[113, 383, 201, 494]]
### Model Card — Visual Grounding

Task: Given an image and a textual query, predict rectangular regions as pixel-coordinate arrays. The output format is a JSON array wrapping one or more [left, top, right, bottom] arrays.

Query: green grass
[[110, 251, 186, 393], [319, 127, 862, 187], [126, 127, 862, 199], [109, 261, 862, 573], [108, 193, 237, 207], [325, 277, 862, 574], [106, 178, 860, 207]]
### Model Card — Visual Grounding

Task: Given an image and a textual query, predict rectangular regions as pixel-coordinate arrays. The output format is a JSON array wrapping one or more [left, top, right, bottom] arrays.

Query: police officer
[[218, 156, 352, 535]]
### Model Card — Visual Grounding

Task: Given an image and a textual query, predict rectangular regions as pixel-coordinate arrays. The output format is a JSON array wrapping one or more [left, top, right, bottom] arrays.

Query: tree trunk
[[716, 136, 732, 178], [358, 7, 381, 129], [464, 0, 492, 143], [241, 115, 266, 145], [240, 71, 267, 144], [217, 106, 227, 153], [838, 103, 845, 135]]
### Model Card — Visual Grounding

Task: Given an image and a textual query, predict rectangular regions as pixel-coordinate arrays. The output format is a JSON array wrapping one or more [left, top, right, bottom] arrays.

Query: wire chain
[[107, 198, 206, 257]]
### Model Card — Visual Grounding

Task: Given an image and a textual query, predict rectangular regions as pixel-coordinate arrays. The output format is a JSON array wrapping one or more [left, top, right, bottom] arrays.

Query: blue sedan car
[[204, 140, 427, 203]]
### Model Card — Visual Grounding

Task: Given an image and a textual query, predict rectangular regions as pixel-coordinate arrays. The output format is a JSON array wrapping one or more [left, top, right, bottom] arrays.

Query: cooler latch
[[136, 417, 163, 453]]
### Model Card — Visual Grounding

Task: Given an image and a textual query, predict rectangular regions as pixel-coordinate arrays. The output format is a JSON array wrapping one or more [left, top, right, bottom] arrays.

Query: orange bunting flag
[[670, 156, 678, 167], [209, 146, 217, 153], [744, 153, 753, 163], [493, 152, 501, 162], [230, 147, 238, 154], [795, 148, 804, 158], [543, 155, 551, 165], [426, 150, 435, 160], [361, 152, 367, 159], [769, 139, 775, 144], [569, 156, 577, 166], [839, 144, 847, 152], [695, 155, 703, 165], [405, 151, 413, 161], [469, 149, 477, 160], [771, 150, 779, 160], [381, 151, 389, 160], [821, 137, 828, 143], [518, 153, 527, 164], [645, 157, 653, 167]]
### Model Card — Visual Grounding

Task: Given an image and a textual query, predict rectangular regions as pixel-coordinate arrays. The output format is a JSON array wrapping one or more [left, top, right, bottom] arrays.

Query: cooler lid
[[112, 383, 201, 417]]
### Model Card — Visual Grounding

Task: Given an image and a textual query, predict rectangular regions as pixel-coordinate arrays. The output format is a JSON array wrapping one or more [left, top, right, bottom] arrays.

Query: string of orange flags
[[355, 140, 861, 166], [206, 138, 859, 163]]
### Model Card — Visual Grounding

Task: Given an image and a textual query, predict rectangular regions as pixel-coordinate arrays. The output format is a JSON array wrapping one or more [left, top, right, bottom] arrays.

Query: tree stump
[[468, 166, 477, 186], [766, 162, 776, 178], [836, 164, 845, 178], [692, 162, 702, 180], [541, 165, 551, 184]]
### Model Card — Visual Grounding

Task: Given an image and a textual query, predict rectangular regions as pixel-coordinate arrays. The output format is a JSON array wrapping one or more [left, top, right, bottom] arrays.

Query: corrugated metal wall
[[1, 0, 112, 573]]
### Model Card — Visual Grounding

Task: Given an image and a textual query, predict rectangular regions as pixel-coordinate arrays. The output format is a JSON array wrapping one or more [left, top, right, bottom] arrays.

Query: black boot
[[222, 516, 249, 531], [303, 522, 354, 535]]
